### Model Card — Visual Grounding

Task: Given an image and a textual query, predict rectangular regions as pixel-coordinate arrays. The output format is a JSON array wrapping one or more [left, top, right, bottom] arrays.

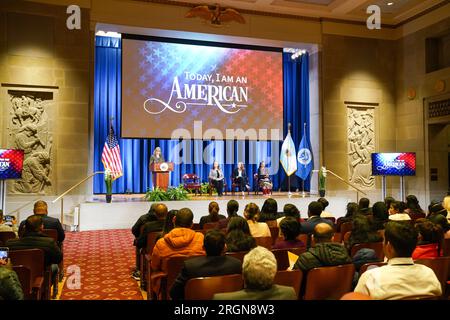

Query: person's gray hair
[[242, 246, 277, 290]]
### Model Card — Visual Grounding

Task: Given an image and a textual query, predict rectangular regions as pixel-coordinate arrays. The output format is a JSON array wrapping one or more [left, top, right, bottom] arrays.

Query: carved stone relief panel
[[6, 90, 54, 194], [347, 106, 375, 190]]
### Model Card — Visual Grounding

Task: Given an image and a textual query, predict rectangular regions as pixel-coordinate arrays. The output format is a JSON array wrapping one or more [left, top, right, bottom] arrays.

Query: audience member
[[244, 203, 271, 237], [276, 203, 300, 227], [199, 202, 226, 229], [405, 195, 426, 220], [0, 258, 23, 300], [443, 195, 450, 222], [354, 221, 442, 299], [259, 198, 280, 222], [300, 201, 333, 234], [150, 208, 205, 295], [161, 209, 178, 237], [388, 201, 411, 221], [351, 248, 380, 288], [213, 246, 297, 300], [170, 229, 242, 300], [218, 200, 239, 229], [318, 198, 333, 218], [412, 219, 443, 259], [336, 202, 358, 232], [19, 201, 65, 243], [136, 203, 168, 249], [0, 210, 17, 234], [131, 203, 158, 238], [226, 216, 256, 252], [294, 223, 352, 273], [372, 201, 388, 230], [384, 196, 396, 216], [272, 217, 305, 250], [357, 198, 372, 215], [428, 202, 447, 218], [428, 212, 450, 239], [346, 214, 382, 251], [6, 215, 62, 298]]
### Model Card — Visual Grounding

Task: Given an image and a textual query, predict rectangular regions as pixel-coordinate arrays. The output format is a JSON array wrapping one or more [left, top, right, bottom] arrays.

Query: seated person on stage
[[226, 216, 257, 252], [293, 223, 351, 273], [257, 161, 273, 195], [412, 219, 443, 259], [149, 147, 165, 165], [0, 256, 24, 300], [150, 208, 205, 292], [209, 161, 224, 197], [244, 203, 271, 238], [218, 200, 239, 229], [7, 215, 62, 298], [300, 201, 333, 235], [199, 201, 226, 229], [318, 198, 333, 218], [232, 162, 249, 196], [388, 201, 411, 221], [213, 246, 297, 300], [355, 221, 442, 299], [169, 229, 242, 300], [19, 201, 65, 243], [272, 217, 305, 250]]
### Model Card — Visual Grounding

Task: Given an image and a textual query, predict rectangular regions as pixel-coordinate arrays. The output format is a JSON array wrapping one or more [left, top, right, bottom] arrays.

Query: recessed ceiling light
[[387, 2, 394, 5]]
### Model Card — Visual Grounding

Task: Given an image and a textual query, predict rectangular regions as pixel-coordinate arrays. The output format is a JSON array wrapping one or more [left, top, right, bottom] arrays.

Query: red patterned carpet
[[59, 229, 143, 300]]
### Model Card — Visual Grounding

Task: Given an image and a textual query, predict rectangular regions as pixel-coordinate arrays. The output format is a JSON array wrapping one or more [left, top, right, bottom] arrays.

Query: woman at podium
[[149, 147, 165, 165]]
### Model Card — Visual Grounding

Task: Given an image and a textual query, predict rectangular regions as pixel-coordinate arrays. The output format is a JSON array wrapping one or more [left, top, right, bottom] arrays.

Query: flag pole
[[287, 123, 292, 197], [302, 122, 306, 198]]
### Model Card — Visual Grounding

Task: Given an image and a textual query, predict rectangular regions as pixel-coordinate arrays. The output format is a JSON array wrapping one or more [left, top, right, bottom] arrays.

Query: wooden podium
[[150, 162, 174, 191]]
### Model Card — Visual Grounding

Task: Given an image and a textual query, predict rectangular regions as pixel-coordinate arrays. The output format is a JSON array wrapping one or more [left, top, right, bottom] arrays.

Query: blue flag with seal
[[296, 124, 313, 180], [280, 128, 297, 176]]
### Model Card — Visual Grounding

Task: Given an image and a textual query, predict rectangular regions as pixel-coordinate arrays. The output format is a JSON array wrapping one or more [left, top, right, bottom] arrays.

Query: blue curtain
[[93, 38, 311, 194]]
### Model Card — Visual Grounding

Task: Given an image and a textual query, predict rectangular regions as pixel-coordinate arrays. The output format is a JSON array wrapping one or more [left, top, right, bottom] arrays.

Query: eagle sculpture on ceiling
[[185, 4, 246, 26]]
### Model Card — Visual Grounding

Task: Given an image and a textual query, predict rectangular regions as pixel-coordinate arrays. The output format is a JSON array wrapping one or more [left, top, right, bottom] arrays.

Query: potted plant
[[105, 169, 113, 203], [319, 166, 327, 197]]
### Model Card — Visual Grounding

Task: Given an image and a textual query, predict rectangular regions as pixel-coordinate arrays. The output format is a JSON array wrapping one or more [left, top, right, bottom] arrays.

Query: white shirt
[[389, 213, 411, 221], [247, 220, 271, 238], [355, 257, 442, 300]]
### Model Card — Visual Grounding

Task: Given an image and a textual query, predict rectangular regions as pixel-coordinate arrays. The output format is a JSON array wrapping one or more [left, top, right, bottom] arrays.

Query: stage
[[76, 192, 351, 231]]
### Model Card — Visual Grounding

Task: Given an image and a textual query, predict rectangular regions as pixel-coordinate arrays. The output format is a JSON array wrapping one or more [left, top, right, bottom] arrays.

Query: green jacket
[[294, 242, 352, 272], [0, 266, 24, 300]]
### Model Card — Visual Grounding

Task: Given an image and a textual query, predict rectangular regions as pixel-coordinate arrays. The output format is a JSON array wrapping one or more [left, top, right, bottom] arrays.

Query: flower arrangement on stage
[[104, 169, 113, 203], [319, 166, 327, 197], [145, 185, 189, 201]]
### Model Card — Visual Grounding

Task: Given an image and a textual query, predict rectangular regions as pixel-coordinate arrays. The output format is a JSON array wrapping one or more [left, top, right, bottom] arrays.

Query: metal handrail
[[52, 171, 105, 224], [8, 196, 41, 222], [325, 169, 367, 197]]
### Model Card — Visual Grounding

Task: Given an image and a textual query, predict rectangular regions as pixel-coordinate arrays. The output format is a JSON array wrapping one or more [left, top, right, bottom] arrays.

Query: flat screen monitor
[[371, 152, 416, 176], [0, 149, 24, 179]]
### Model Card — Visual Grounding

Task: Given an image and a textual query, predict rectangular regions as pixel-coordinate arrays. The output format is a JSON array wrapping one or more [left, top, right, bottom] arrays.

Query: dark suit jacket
[[19, 215, 65, 243], [136, 220, 164, 249], [170, 255, 242, 300], [131, 212, 157, 238], [6, 232, 62, 266], [300, 216, 333, 234], [213, 284, 297, 300], [232, 168, 247, 181], [199, 214, 227, 229]]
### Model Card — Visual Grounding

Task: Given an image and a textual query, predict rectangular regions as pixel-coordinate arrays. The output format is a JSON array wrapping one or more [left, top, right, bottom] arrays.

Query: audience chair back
[[343, 231, 352, 243], [255, 237, 273, 250], [271, 249, 290, 271], [12, 265, 33, 300], [359, 262, 387, 274], [0, 231, 16, 245], [185, 274, 244, 300], [203, 222, 219, 230], [303, 264, 355, 300], [9, 249, 46, 300], [443, 238, 450, 257], [339, 222, 353, 240], [225, 251, 248, 262], [269, 227, 279, 244], [415, 257, 450, 296], [351, 242, 384, 260], [274, 270, 303, 299]]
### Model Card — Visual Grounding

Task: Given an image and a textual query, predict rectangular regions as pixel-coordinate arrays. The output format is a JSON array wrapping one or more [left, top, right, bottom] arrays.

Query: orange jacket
[[151, 227, 205, 271]]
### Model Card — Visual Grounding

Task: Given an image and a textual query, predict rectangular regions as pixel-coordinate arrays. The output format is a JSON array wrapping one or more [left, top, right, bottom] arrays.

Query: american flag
[[101, 125, 123, 181]]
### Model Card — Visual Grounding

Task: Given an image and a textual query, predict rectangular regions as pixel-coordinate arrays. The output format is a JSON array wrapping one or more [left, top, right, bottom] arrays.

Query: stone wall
[[0, 0, 91, 203]]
